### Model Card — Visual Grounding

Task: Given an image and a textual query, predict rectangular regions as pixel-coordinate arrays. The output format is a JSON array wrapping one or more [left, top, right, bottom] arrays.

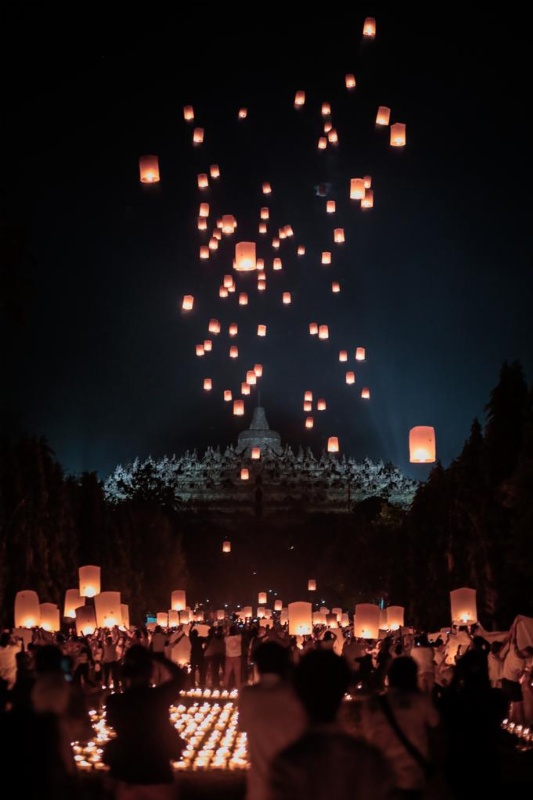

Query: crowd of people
[[0, 614, 532, 799]]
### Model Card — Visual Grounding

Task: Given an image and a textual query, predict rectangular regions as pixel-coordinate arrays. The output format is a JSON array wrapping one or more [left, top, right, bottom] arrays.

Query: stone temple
[[104, 407, 418, 515]]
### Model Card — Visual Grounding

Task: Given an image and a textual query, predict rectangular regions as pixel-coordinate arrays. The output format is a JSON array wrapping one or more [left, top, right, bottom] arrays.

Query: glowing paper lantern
[[346, 371, 355, 384], [246, 370, 257, 385], [197, 217, 207, 231], [450, 588, 477, 625], [199, 245, 209, 260], [139, 154, 160, 184], [386, 606, 405, 631], [354, 603, 380, 638], [317, 399, 326, 411], [257, 324, 267, 336], [288, 601, 312, 636], [254, 363, 263, 377], [305, 417, 314, 429], [273, 258, 282, 271], [260, 207, 269, 220], [208, 237, 218, 251], [309, 322, 318, 335], [222, 540, 231, 553], [326, 200, 336, 213], [297, 245, 306, 256], [332, 282, 340, 293], [235, 241, 256, 272], [219, 284, 228, 298], [79, 565, 101, 598], [339, 350, 348, 362], [390, 122, 406, 147], [272, 237, 280, 249], [233, 399, 244, 415], [224, 390, 232, 401], [258, 592, 267, 605], [409, 426, 436, 463], [364, 175, 372, 188], [157, 612, 168, 628], [363, 17, 376, 38], [294, 90, 306, 108], [238, 107, 248, 119], [361, 387, 370, 399], [318, 325, 329, 339], [171, 590, 186, 611], [257, 259, 265, 272], [229, 346, 238, 358], [193, 127, 204, 144], [327, 129, 339, 145], [251, 447, 261, 460], [75, 605, 96, 636], [327, 436, 339, 453], [258, 222, 267, 234], [274, 599, 283, 612], [238, 293, 248, 306], [303, 401, 312, 412], [183, 105, 194, 121], [197, 173, 209, 189], [210, 164, 220, 178], [262, 182, 272, 194], [361, 190, 374, 208], [350, 178, 366, 200], [334, 229, 345, 244], [229, 322, 238, 336], [222, 215, 237, 233], [280, 292, 291, 305], [182, 295, 194, 313], [167, 609, 179, 627], [376, 106, 391, 126], [318, 137, 327, 150], [321, 251, 332, 265], [203, 378, 212, 391], [240, 467, 250, 480], [241, 382, 250, 395], [208, 319, 220, 334], [345, 73, 356, 89], [64, 589, 84, 619], [321, 102, 331, 117], [14, 590, 40, 628], [355, 347, 366, 361], [94, 591, 122, 628]]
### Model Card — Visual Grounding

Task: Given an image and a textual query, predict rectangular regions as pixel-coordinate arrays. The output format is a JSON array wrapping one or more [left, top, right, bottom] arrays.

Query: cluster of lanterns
[[135, 15, 430, 464]]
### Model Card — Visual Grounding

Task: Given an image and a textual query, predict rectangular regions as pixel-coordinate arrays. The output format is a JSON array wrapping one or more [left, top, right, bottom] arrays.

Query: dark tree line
[[1, 360, 531, 631]]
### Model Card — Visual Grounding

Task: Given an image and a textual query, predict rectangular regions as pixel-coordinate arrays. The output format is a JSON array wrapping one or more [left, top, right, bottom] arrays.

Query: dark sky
[[1, 2, 532, 482]]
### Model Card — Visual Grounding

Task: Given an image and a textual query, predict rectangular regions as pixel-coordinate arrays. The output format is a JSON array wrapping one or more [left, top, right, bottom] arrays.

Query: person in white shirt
[[0, 631, 22, 696], [224, 623, 244, 690], [409, 632, 436, 694]]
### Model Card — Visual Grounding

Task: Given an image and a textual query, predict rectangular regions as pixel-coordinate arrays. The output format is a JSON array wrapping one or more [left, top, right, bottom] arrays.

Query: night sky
[[1, 3, 531, 483]]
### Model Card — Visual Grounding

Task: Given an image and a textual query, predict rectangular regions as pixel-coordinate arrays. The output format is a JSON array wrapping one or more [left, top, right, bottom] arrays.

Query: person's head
[[293, 648, 351, 723], [452, 647, 490, 689], [254, 641, 291, 679], [190, 628, 198, 640], [121, 644, 153, 686], [229, 624, 238, 636], [387, 655, 419, 691]]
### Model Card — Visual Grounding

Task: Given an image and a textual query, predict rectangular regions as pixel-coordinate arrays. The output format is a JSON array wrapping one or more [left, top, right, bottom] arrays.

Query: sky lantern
[[224, 275, 234, 290], [326, 200, 336, 213], [308, 579, 317, 592], [303, 401, 312, 412], [260, 207, 269, 220], [327, 129, 339, 145], [203, 378, 212, 391], [390, 122, 407, 147], [363, 175, 372, 188], [239, 292, 248, 305], [171, 590, 187, 612], [195, 344, 205, 357], [361, 189, 374, 208], [229, 346, 238, 358], [197, 173, 209, 189], [296, 246, 306, 257], [219, 286, 228, 298], [40, 602, 60, 632], [258, 222, 267, 234], [386, 606, 404, 631], [210, 164, 220, 178], [327, 436, 339, 453], [257, 280, 266, 292], [222, 540, 231, 554], [294, 90, 305, 108], [354, 603, 380, 639], [193, 127, 204, 144], [229, 322, 238, 336], [339, 350, 347, 361], [318, 325, 329, 339], [272, 237, 280, 249], [282, 292, 292, 304], [274, 599, 283, 612], [324, 121, 333, 134], [334, 228, 345, 243], [79, 565, 100, 597], [240, 467, 249, 480], [284, 225, 294, 237], [235, 241, 256, 271], [256, 258, 265, 271], [238, 107, 248, 119], [361, 387, 370, 399], [222, 214, 237, 234], [224, 390, 232, 401], [332, 281, 340, 293], [305, 416, 314, 429], [156, 612, 168, 628], [183, 105, 194, 121], [317, 398, 326, 411], [233, 399, 244, 416], [450, 587, 478, 625], [251, 446, 261, 460], [197, 217, 207, 231], [321, 251, 332, 265], [279, 228, 286, 240], [273, 257, 282, 270], [318, 137, 328, 150], [376, 105, 391, 126], [321, 102, 331, 117], [254, 363, 263, 377], [350, 178, 366, 200], [409, 426, 436, 463], [64, 589, 84, 619], [94, 591, 122, 628], [288, 601, 312, 636], [346, 371, 355, 384], [14, 590, 40, 628], [262, 181, 272, 194], [199, 245, 209, 260], [208, 237, 218, 250], [355, 347, 366, 361], [257, 324, 267, 336], [309, 322, 318, 335], [363, 16, 376, 38], [139, 154, 160, 184], [241, 382, 250, 395], [304, 390, 313, 402], [246, 370, 257, 385], [203, 339, 212, 352], [213, 229, 222, 240], [345, 73, 356, 89], [75, 605, 97, 636], [199, 202, 209, 217], [258, 591, 267, 605]]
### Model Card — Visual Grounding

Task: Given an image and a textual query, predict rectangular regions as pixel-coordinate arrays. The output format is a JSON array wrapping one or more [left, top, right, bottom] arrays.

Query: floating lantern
[[64, 589, 84, 619], [240, 467, 250, 480], [332, 282, 340, 293], [262, 182, 272, 194], [321, 251, 332, 265], [208, 237, 218, 250], [258, 221, 267, 234], [157, 612, 168, 628], [167, 609, 179, 627], [229, 346, 238, 358], [308, 580, 317, 593], [224, 275, 235, 290], [327, 436, 339, 453], [203, 378, 212, 391], [14, 590, 40, 628], [346, 371, 355, 384], [260, 207, 269, 220], [361, 387, 370, 399], [363, 17, 376, 38], [318, 137, 328, 150], [199, 202, 209, 217], [284, 225, 294, 237], [326, 200, 336, 213], [222, 214, 237, 234], [318, 325, 329, 339], [274, 599, 283, 612], [182, 295, 194, 311], [94, 591, 122, 628], [235, 241, 256, 271], [258, 592, 267, 605], [386, 606, 405, 631], [203, 340, 212, 352], [350, 178, 366, 200], [246, 370, 257, 385], [376, 106, 391, 126], [339, 350, 348, 361], [288, 601, 312, 636], [361, 190, 374, 208], [257, 324, 267, 336], [233, 399, 244, 415], [193, 127, 204, 144], [197, 173, 209, 189], [183, 105, 194, 122], [241, 382, 250, 395], [309, 322, 318, 335], [79, 565, 101, 598], [305, 416, 314, 429], [210, 164, 220, 178], [304, 391, 313, 402], [279, 228, 287, 240], [334, 228, 345, 243], [321, 102, 331, 117], [229, 322, 238, 336], [74, 605, 96, 636], [238, 107, 248, 119], [409, 426, 436, 463], [197, 217, 207, 231], [224, 390, 232, 402], [139, 154, 160, 184], [354, 603, 380, 638], [273, 257, 282, 270], [222, 541, 231, 554], [390, 122, 406, 147], [355, 347, 366, 361], [238, 293, 248, 306], [208, 319, 220, 334], [364, 175, 372, 188], [297, 245, 306, 256], [171, 590, 186, 611], [303, 401, 312, 412], [294, 90, 306, 108], [317, 399, 326, 411], [282, 292, 292, 304], [272, 237, 280, 249], [345, 73, 356, 89], [256, 258, 265, 272], [254, 363, 263, 377], [450, 588, 477, 625], [199, 245, 209, 260], [327, 129, 339, 145]]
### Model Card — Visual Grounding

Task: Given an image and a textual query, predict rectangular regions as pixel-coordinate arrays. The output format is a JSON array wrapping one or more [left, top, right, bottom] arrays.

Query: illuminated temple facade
[[104, 407, 418, 514]]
